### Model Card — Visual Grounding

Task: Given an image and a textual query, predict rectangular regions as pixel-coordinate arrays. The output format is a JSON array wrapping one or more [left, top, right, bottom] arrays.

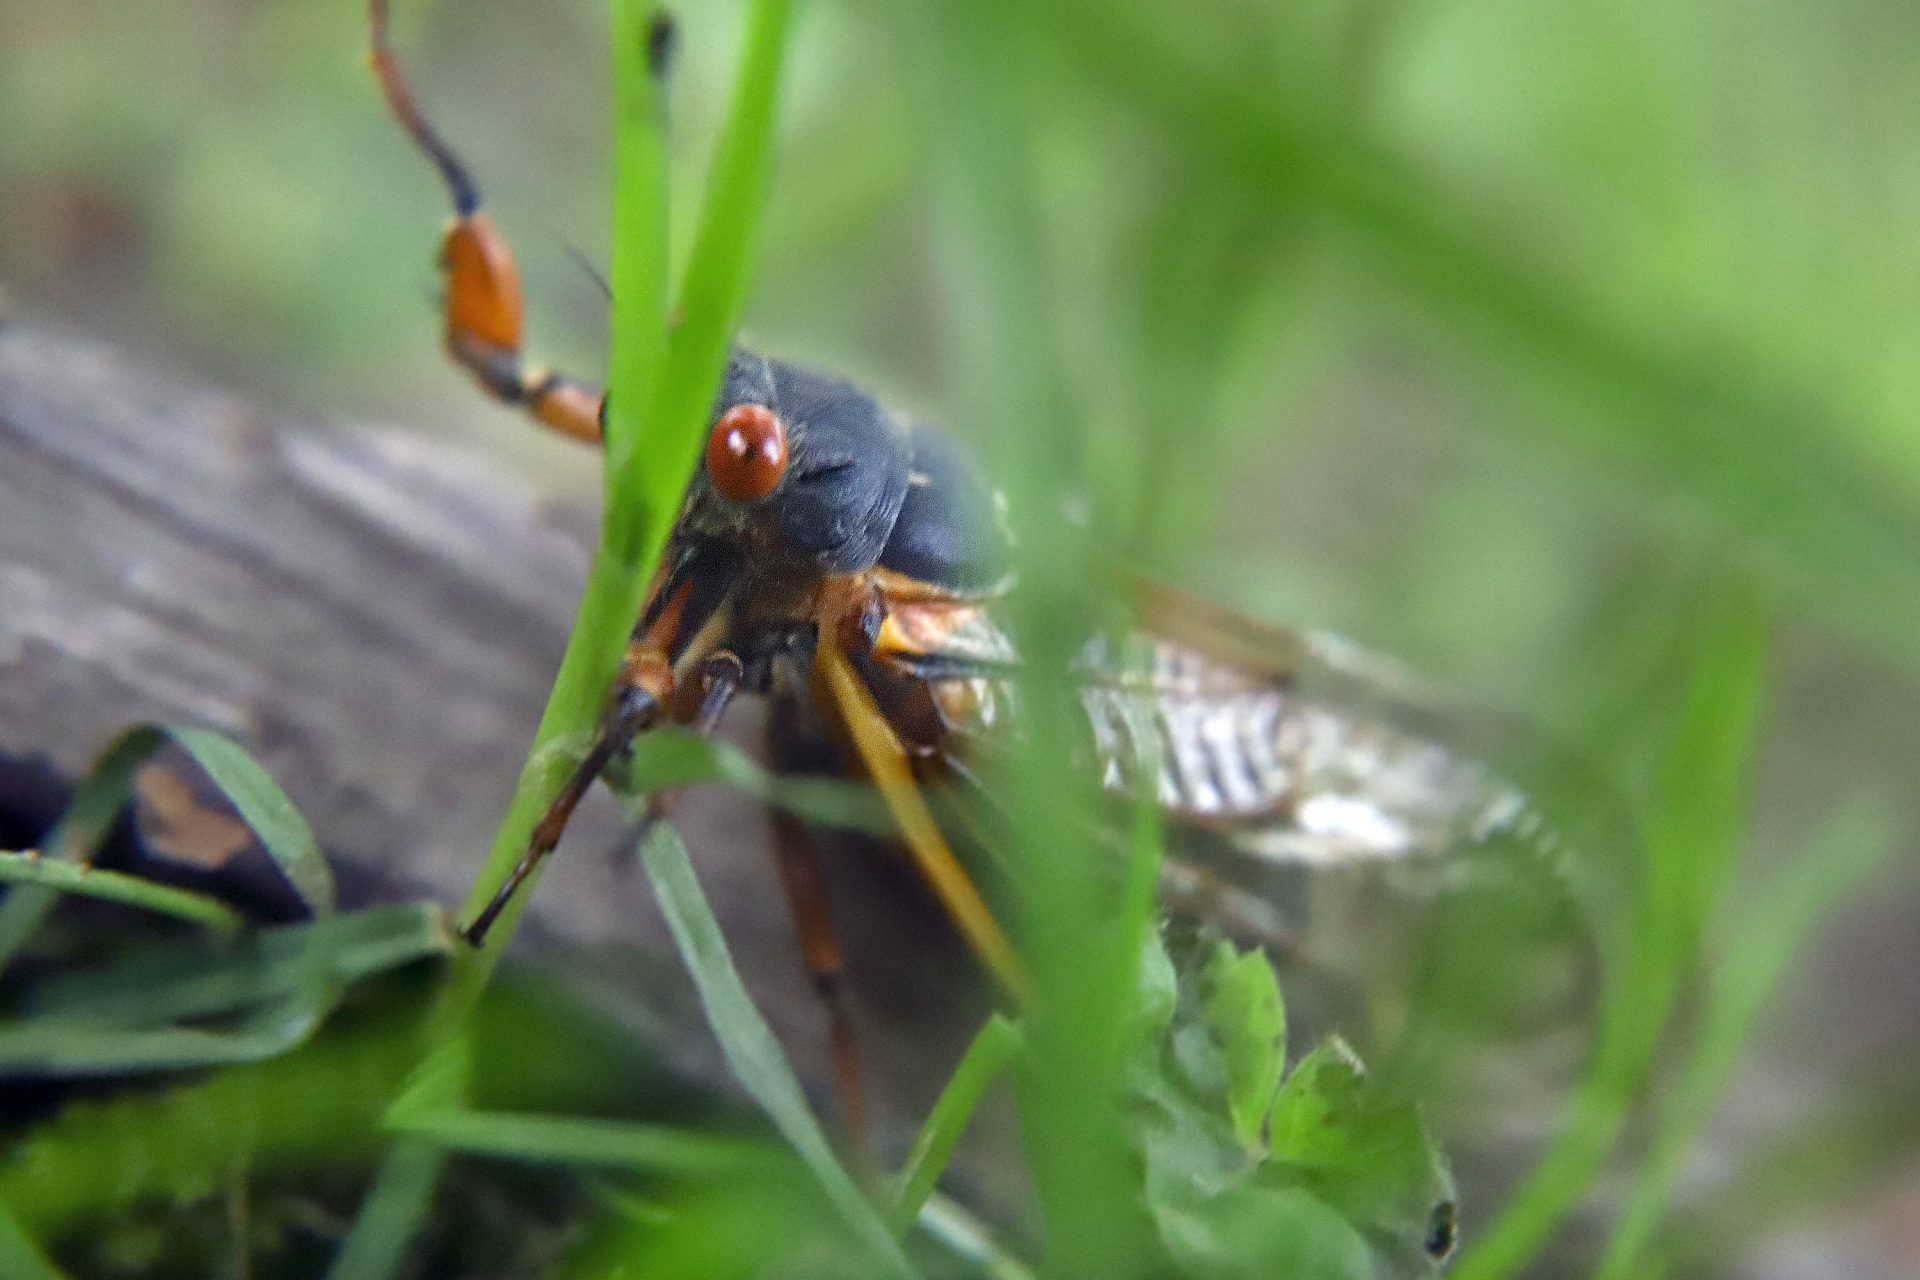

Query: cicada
[[370, 1, 1541, 1142]]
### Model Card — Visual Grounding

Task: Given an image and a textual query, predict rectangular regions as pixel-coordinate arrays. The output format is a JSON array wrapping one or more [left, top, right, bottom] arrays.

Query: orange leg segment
[[767, 808, 872, 1166], [368, 0, 604, 444]]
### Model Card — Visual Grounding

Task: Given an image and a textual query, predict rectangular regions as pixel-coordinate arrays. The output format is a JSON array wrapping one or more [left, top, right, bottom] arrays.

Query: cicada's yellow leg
[[813, 634, 1032, 1006]]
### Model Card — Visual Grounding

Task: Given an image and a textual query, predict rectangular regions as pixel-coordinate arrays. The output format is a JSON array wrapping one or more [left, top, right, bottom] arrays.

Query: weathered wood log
[[0, 316, 998, 1162]]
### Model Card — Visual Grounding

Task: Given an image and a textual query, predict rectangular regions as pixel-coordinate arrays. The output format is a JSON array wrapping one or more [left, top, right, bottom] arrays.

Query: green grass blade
[[0, 851, 244, 932], [1455, 587, 1767, 1280], [619, 0, 796, 562], [168, 726, 335, 916], [447, 0, 794, 1000], [336, 3, 796, 1269], [0, 986, 330, 1075], [388, 1108, 771, 1176], [618, 728, 893, 835], [888, 1014, 1024, 1234], [1592, 803, 1893, 1280], [25, 902, 453, 1026], [636, 823, 915, 1278], [0, 724, 332, 974], [0, 1206, 65, 1280], [918, 1192, 1038, 1280], [1643, 1059, 1920, 1276], [915, 6, 1163, 1274], [600, 0, 672, 520], [326, 1140, 445, 1280], [0, 904, 451, 1075]]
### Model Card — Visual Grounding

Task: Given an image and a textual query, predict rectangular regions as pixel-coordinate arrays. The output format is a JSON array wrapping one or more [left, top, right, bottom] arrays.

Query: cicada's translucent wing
[[873, 578, 1569, 954], [1072, 630, 1534, 869]]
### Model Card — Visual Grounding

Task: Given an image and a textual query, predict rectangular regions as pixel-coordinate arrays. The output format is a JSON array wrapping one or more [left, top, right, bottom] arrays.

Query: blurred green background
[[3, 0, 1919, 1276]]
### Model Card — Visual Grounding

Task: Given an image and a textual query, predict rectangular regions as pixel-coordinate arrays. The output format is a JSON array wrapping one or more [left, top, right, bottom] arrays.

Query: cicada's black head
[[639, 348, 1012, 668], [676, 349, 914, 575]]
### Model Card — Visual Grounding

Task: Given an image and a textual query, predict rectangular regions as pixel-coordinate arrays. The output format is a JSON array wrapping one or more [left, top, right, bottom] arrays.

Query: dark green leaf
[[168, 726, 336, 916]]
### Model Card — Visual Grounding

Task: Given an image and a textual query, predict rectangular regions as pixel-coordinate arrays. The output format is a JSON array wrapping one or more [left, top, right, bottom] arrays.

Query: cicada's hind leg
[[368, 0, 604, 443], [765, 681, 873, 1168]]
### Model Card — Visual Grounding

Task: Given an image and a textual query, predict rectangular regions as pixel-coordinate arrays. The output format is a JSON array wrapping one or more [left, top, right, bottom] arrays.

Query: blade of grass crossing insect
[[1592, 803, 1892, 1280], [0, 852, 244, 932], [917, 4, 1163, 1270], [1455, 588, 1768, 1280], [442, 0, 678, 979], [888, 1014, 1024, 1234], [622, 0, 796, 565], [600, 0, 673, 524], [0, 1206, 65, 1280], [636, 823, 916, 1278]]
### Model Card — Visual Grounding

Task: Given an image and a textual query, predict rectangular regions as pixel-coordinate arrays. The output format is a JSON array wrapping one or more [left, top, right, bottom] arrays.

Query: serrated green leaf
[[1267, 1039, 1456, 1270], [1201, 939, 1286, 1149]]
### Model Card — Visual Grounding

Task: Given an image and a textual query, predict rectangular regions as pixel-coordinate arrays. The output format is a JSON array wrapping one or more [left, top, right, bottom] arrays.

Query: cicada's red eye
[[705, 403, 789, 504]]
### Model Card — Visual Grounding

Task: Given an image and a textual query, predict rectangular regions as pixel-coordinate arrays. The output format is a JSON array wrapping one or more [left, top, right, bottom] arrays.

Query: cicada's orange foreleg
[[368, 0, 604, 444]]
